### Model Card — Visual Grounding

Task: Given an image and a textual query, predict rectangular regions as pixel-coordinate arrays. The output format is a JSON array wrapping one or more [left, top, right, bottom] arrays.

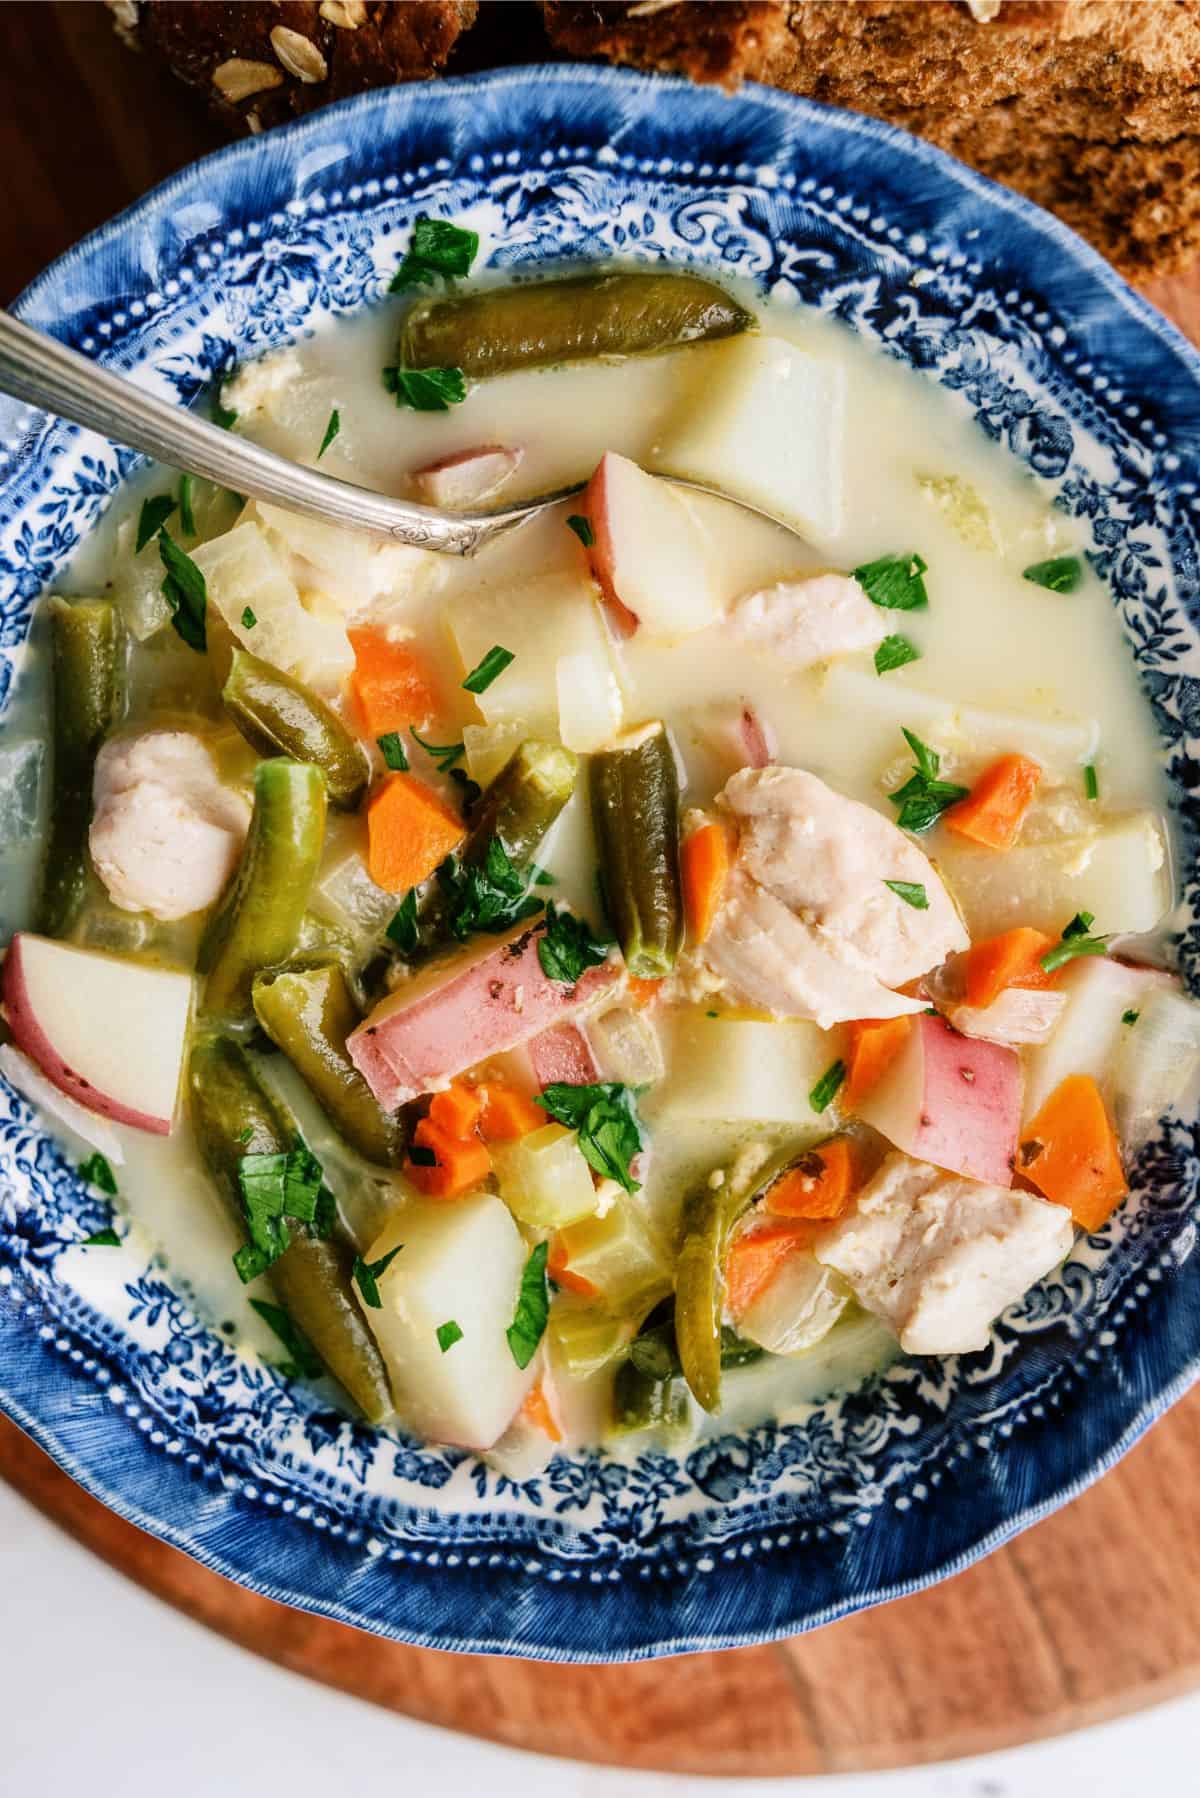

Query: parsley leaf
[[888, 727, 969, 833], [1122, 1009, 1140, 1026], [81, 1228, 120, 1247], [506, 1241, 550, 1370], [1039, 911, 1110, 975], [249, 1298, 324, 1380], [318, 407, 340, 459], [436, 1319, 464, 1353], [135, 492, 176, 554], [382, 364, 467, 413], [212, 372, 237, 431], [566, 514, 594, 548], [536, 1081, 643, 1193], [854, 552, 929, 611], [352, 1243, 404, 1310], [388, 214, 479, 291], [1084, 763, 1099, 801], [232, 1140, 326, 1284], [241, 606, 257, 630], [78, 1152, 118, 1195], [1023, 555, 1083, 594], [378, 732, 409, 771], [537, 903, 610, 985], [809, 1059, 847, 1114], [875, 633, 921, 676], [386, 889, 419, 954], [410, 725, 465, 772], [884, 879, 929, 910], [462, 644, 515, 695], [439, 837, 543, 942], [177, 472, 196, 538], [157, 528, 207, 652], [410, 1144, 438, 1168]]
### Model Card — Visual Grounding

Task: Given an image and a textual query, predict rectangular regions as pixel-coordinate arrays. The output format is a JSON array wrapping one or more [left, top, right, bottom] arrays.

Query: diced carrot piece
[[366, 772, 465, 894], [724, 1219, 821, 1319], [520, 1381, 563, 1443], [1019, 1073, 1127, 1232], [681, 821, 731, 944], [843, 1017, 913, 1111], [962, 927, 1058, 1009], [625, 976, 663, 1010], [406, 1116, 491, 1200], [943, 753, 1042, 851], [766, 1137, 858, 1221], [428, 1081, 484, 1140], [348, 627, 440, 736], [479, 1082, 545, 1142], [548, 1236, 600, 1300]]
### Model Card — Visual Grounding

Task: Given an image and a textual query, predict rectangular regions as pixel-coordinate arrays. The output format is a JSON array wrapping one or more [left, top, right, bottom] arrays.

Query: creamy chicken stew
[[2, 226, 1195, 1467]]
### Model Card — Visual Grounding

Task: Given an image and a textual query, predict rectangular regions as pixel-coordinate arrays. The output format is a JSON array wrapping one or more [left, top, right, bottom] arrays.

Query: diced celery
[[547, 1306, 632, 1379], [492, 1123, 600, 1228], [917, 473, 997, 552], [555, 1200, 671, 1315], [463, 721, 531, 788]]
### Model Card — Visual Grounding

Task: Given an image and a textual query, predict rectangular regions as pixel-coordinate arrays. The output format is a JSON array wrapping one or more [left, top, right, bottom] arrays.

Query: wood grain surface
[[3, 1, 1200, 1776]]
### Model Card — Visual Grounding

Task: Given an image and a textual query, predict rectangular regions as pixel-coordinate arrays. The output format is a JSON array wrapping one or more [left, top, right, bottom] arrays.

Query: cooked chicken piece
[[726, 573, 885, 668], [89, 732, 249, 922], [815, 1151, 1075, 1355]]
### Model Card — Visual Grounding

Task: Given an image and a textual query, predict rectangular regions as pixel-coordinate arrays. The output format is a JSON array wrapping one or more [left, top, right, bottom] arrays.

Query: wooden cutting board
[[3, 2, 1200, 1775]]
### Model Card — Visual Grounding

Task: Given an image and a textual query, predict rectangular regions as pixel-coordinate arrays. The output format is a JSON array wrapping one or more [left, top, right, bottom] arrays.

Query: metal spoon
[[0, 310, 792, 558]]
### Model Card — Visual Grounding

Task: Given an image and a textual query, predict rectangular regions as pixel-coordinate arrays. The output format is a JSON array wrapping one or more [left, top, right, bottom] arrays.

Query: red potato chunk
[[582, 451, 722, 640], [856, 1012, 1022, 1188], [411, 445, 523, 510]]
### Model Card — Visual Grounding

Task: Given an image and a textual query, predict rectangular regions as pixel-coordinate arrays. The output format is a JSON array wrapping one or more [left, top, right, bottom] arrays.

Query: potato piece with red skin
[[582, 452, 722, 639], [856, 1012, 1022, 1187]]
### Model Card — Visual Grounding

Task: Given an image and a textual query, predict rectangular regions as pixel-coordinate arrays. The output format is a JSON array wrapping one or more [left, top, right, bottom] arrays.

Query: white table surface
[[2, 1478, 1193, 1798]]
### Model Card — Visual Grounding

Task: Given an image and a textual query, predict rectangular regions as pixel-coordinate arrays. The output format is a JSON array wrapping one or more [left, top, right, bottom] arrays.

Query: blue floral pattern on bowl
[[2, 67, 1200, 1660]]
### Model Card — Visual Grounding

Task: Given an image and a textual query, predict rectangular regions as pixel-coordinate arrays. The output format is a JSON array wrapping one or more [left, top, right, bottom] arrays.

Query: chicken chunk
[[89, 732, 250, 923], [726, 573, 885, 668], [815, 1151, 1075, 1355]]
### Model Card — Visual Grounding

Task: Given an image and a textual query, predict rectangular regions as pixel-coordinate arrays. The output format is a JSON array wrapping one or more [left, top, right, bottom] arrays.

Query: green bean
[[222, 648, 368, 811], [464, 738, 577, 867], [188, 1031, 393, 1422], [252, 959, 406, 1167], [37, 597, 123, 938], [590, 722, 682, 978], [611, 1307, 760, 1434], [400, 270, 754, 381], [198, 758, 326, 1024]]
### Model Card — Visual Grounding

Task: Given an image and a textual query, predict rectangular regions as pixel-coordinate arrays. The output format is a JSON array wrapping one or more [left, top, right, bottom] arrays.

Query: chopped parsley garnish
[[506, 1241, 550, 1370], [157, 529, 207, 652], [410, 725, 465, 772], [1084, 763, 1099, 801], [250, 1298, 324, 1380], [809, 1059, 847, 1114], [232, 1140, 325, 1284], [236, 1126, 254, 1145], [318, 407, 340, 459], [388, 214, 479, 291], [566, 514, 595, 548], [352, 1243, 404, 1310], [81, 1228, 120, 1247], [241, 606, 257, 630], [378, 731, 409, 771], [212, 373, 238, 430], [874, 633, 921, 676], [439, 836, 543, 941], [1122, 1009, 1140, 1026], [706, 1009, 720, 1019], [854, 551, 929, 611], [436, 1319, 464, 1353], [177, 472, 196, 538], [537, 902, 610, 986], [382, 364, 467, 413], [1023, 555, 1083, 594], [884, 879, 929, 910], [889, 727, 969, 833], [1039, 910, 1110, 975], [410, 1144, 438, 1168], [386, 889, 419, 954], [78, 1152, 118, 1195], [135, 492, 176, 554], [462, 644, 515, 695], [530, 865, 556, 887], [537, 1081, 643, 1193]]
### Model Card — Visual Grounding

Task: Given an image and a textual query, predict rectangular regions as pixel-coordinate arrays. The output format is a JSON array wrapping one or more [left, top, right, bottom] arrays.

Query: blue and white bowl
[[2, 67, 1200, 1661]]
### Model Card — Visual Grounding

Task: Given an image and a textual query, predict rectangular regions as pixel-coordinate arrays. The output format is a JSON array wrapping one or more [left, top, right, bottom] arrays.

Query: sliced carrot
[[406, 1116, 491, 1200], [943, 753, 1042, 851], [962, 927, 1058, 1009], [681, 821, 731, 944], [479, 1082, 545, 1142], [1019, 1074, 1127, 1231], [625, 976, 664, 1010], [547, 1236, 600, 1300], [843, 1017, 913, 1111], [366, 772, 465, 894], [520, 1381, 563, 1443], [348, 627, 441, 737], [724, 1219, 821, 1319], [428, 1081, 484, 1140], [766, 1137, 858, 1222]]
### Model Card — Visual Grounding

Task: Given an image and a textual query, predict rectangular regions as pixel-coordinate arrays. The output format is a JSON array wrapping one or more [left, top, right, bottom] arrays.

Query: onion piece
[[737, 1253, 849, 1356], [587, 1004, 665, 1087], [0, 1043, 125, 1165], [1111, 985, 1200, 1155], [948, 986, 1067, 1047]]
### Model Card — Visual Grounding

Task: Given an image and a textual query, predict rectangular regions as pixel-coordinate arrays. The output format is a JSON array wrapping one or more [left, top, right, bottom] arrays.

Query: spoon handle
[[0, 309, 499, 555]]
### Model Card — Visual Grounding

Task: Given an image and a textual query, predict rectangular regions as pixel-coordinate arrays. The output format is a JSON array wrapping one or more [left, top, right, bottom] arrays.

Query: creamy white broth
[[2, 270, 1177, 1449]]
